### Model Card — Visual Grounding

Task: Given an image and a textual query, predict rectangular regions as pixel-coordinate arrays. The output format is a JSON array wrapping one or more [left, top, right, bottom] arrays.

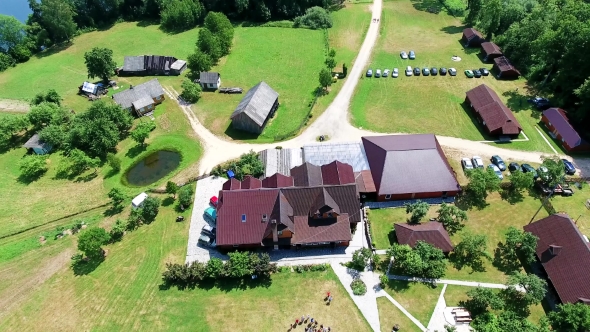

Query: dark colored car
[[562, 159, 576, 175], [366, 69, 373, 77], [473, 69, 482, 78], [431, 67, 438, 76], [440, 68, 447, 76], [479, 68, 490, 76], [422, 67, 430, 76], [508, 162, 520, 172], [528, 97, 551, 110], [409, 50, 416, 59], [521, 163, 538, 179], [414, 67, 421, 76], [490, 155, 506, 171]]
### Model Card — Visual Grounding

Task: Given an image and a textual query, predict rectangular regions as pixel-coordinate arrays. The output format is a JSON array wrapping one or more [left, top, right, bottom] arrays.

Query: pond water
[[125, 150, 181, 186]]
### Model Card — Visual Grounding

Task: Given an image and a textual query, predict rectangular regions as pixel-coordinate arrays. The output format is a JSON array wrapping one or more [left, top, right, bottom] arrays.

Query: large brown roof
[[216, 184, 359, 246], [292, 215, 352, 244], [261, 173, 294, 188], [463, 28, 483, 40], [361, 134, 460, 196], [321, 161, 356, 185], [481, 42, 502, 56], [291, 162, 323, 187], [465, 84, 522, 135], [523, 213, 590, 304], [395, 222, 454, 253], [355, 170, 376, 193], [493, 56, 520, 75]]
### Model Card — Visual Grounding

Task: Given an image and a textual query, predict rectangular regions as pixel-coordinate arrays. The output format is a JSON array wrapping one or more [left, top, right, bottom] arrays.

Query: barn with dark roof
[[230, 81, 279, 135], [465, 84, 522, 137], [361, 134, 460, 201], [541, 108, 590, 152], [493, 56, 520, 79], [481, 42, 503, 62], [395, 222, 454, 253], [462, 28, 484, 47]]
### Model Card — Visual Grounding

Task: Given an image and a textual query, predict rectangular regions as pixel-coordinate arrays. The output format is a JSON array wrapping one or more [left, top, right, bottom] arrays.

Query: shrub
[[109, 219, 127, 242], [180, 79, 202, 103], [19, 155, 48, 180], [351, 278, 367, 295], [294, 6, 332, 29], [350, 248, 373, 271], [106, 153, 121, 172], [379, 274, 389, 287], [141, 196, 161, 223], [444, 0, 465, 16], [178, 185, 195, 207]]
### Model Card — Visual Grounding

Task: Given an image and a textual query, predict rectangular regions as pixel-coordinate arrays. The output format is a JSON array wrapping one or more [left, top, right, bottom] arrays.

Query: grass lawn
[[550, 185, 590, 238], [0, 198, 371, 331], [382, 280, 441, 326], [377, 297, 422, 332], [349, 0, 560, 153]]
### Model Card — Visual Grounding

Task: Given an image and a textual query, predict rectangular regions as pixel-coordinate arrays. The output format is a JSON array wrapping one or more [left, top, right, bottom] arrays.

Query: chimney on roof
[[549, 245, 562, 256]]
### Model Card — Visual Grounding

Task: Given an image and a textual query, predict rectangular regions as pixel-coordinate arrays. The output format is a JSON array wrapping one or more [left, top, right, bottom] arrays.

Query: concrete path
[[426, 284, 448, 332], [377, 288, 427, 331], [331, 263, 381, 332], [388, 274, 513, 290], [534, 125, 559, 154]]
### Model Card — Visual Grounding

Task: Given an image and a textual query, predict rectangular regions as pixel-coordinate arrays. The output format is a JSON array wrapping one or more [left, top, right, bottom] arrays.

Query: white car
[[383, 69, 391, 77], [400, 51, 408, 59], [392, 68, 399, 78], [405, 66, 412, 76], [461, 158, 474, 171], [375, 69, 381, 78], [449, 68, 457, 76], [472, 156, 484, 169], [488, 164, 504, 180]]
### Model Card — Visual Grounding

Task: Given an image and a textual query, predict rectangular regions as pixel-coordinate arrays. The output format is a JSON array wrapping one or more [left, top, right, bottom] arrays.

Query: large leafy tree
[[319, 68, 332, 90], [108, 188, 125, 208], [187, 49, 213, 75], [451, 233, 491, 272], [180, 79, 202, 103], [387, 241, 446, 279], [160, 0, 203, 31], [40, 0, 77, 42], [464, 168, 501, 209], [19, 155, 48, 180], [462, 287, 504, 317], [197, 28, 222, 62], [405, 200, 430, 224], [141, 196, 160, 223], [203, 12, 234, 56], [28, 102, 61, 130], [548, 303, 590, 332], [0, 14, 26, 52], [130, 121, 156, 146], [64, 148, 100, 175], [178, 185, 194, 207], [494, 227, 538, 272], [294, 6, 332, 29], [226, 251, 252, 278], [436, 203, 467, 235], [540, 155, 565, 187], [77, 227, 111, 260], [84, 47, 117, 81], [506, 272, 547, 306], [509, 169, 535, 192]]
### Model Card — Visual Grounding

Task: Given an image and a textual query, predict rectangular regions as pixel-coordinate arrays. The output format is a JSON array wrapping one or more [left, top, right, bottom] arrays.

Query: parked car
[[528, 97, 550, 110], [431, 67, 438, 76], [375, 69, 381, 78], [201, 224, 216, 237], [422, 67, 430, 76], [392, 68, 399, 78], [480, 68, 490, 76], [473, 69, 482, 78], [465, 70, 474, 78], [204, 206, 217, 224], [553, 183, 574, 196], [537, 166, 551, 183], [366, 69, 373, 77], [405, 66, 413, 76], [461, 158, 474, 171], [209, 196, 218, 207], [409, 50, 416, 59], [508, 162, 520, 173], [400, 51, 408, 59], [521, 164, 538, 179], [198, 234, 216, 247], [490, 155, 506, 171], [414, 67, 421, 76], [488, 164, 504, 180], [440, 68, 447, 76], [383, 69, 390, 77], [449, 68, 457, 76], [562, 159, 576, 175], [472, 156, 484, 168]]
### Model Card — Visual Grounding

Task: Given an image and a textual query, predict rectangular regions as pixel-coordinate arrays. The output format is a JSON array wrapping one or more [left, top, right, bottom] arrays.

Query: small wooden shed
[[230, 82, 279, 135], [493, 56, 520, 79], [481, 42, 503, 62], [462, 28, 485, 47]]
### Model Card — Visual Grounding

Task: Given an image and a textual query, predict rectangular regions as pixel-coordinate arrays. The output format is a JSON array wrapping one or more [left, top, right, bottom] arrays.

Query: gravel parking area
[[185, 176, 228, 264]]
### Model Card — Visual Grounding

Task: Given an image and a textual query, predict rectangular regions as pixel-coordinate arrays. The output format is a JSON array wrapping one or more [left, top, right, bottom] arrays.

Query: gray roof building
[[112, 79, 164, 110], [200, 72, 220, 84], [303, 142, 370, 172], [23, 133, 52, 154], [231, 81, 279, 131], [258, 148, 302, 178], [120, 55, 185, 76]]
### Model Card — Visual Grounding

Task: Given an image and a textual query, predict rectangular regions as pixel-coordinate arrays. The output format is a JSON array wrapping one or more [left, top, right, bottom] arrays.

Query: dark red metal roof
[[481, 42, 502, 56], [463, 28, 483, 40], [292, 215, 352, 244], [261, 173, 294, 188], [395, 222, 454, 253], [321, 161, 355, 185], [355, 170, 376, 193], [291, 162, 323, 187], [361, 134, 460, 196], [543, 108, 584, 149], [466, 84, 522, 135], [222, 178, 241, 190], [523, 213, 590, 304], [493, 56, 520, 75], [241, 175, 262, 189]]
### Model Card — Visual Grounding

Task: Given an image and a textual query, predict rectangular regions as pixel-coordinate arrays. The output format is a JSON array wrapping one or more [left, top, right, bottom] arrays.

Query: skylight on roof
[[241, 214, 247, 222]]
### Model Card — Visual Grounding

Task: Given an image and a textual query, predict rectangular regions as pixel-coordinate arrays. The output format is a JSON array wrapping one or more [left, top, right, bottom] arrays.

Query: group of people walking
[[287, 292, 336, 331]]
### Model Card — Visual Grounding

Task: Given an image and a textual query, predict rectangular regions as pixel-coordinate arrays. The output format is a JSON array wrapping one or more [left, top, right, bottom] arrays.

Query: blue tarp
[[227, 170, 235, 178]]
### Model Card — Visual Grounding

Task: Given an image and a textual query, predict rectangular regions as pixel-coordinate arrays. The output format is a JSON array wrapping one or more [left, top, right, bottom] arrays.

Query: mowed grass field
[[377, 297, 422, 332], [0, 199, 370, 331], [350, 0, 562, 153]]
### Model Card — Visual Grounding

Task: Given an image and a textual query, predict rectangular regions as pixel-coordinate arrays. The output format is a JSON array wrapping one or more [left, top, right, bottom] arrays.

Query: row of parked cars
[[366, 67, 458, 78], [198, 195, 218, 247], [465, 69, 490, 78]]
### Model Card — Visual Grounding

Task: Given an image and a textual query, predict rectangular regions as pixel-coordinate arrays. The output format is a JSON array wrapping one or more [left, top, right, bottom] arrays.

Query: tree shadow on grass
[[502, 89, 536, 115], [454, 190, 489, 211], [410, 0, 444, 14], [103, 168, 120, 179], [72, 256, 105, 276], [103, 205, 123, 217], [125, 144, 147, 158], [449, 252, 487, 273], [0, 134, 31, 155], [387, 229, 398, 248], [441, 25, 467, 35], [17, 170, 48, 184], [500, 188, 525, 205], [136, 19, 159, 27], [385, 279, 412, 292], [75, 172, 98, 183], [162, 196, 175, 207], [34, 42, 73, 59], [492, 243, 522, 274]]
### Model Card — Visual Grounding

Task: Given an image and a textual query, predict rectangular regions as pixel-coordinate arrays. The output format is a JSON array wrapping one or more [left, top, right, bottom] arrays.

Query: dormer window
[[262, 214, 268, 222], [241, 214, 246, 222], [327, 213, 333, 218]]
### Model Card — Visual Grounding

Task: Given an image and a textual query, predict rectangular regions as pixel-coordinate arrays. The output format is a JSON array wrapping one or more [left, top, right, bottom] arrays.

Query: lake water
[[1, 0, 33, 23], [125, 150, 181, 186]]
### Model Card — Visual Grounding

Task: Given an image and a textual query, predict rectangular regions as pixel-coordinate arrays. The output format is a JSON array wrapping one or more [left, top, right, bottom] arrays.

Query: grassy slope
[[350, 0, 562, 153], [377, 297, 422, 332], [0, 201, 371, 331]]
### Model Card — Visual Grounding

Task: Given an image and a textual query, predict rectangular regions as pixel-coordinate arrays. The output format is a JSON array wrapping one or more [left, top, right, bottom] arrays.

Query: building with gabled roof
[[112, 78, 165, 116], [118, 55, 186, 76], [23, 133, 52, 155], [524, 214, 590, 304], [481, 42, 503, 62], [542, 108, 590, 152], [230, 81, 279, 135], [395, 222, 454, 253], [493, 56, 520, 79], [199, 72, 221, 90], [465, 84, 522, 137], [261, 173, 294, 188], [361, 134, 460, 201], [462, 28, 485, 47]]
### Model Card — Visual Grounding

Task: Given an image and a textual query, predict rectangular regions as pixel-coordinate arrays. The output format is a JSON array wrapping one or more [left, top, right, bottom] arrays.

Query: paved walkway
[[535, 125, 559, 154], [427, 284, 448, 332], [388, 274, 514, 290]]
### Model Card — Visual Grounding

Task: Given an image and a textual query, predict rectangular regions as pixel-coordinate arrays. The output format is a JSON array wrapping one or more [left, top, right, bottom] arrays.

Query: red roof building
[[395, 222, 454, 253], [320, 160, 356, 185], [542, 108, 590, 152], [465, 84, 522, 137], [361, 134, 460, 201], [261, 173, 294, 188], [523, 214, 590, 304], [493, 56, 520, 79], [481, 42, 503, 62], [462, 28, 485, 47]]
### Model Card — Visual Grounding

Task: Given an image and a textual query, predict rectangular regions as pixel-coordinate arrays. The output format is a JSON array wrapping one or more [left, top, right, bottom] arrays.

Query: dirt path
[[0, 99, 29, 113], [167, 0, 590, 177]]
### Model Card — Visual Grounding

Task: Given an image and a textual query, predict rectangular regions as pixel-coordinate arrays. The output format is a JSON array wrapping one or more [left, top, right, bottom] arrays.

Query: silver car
[[383, 69, 390, 77], [472, 156, 484, 168], [405, 66, 412, 76], [392, 68, 399, 78], [400, 51, 408, 59], [375, 69, 381, 78], [488, 164, 504, 180], [461, 158, 474, 171]]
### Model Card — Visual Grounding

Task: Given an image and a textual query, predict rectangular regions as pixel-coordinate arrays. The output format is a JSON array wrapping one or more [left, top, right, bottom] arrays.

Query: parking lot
[[185, 176, 228, 264]]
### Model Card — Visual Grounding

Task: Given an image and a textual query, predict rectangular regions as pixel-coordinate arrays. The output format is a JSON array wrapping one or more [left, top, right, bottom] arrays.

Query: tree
[[187, 49, 212, 75], [108, 188, 125, 208], [180, 79, 202, 103], [506, 272, 547, 306], [178, 185, 194, 207], [451, 233, 490, 272], [328, 48, 336, 58], [541, 155, 565, 187], [141, 196, 160, 223], [39, 124, 66, 149], [109, 219, 127, 242], [548, 303, 590, 332], [211, 150, 264, 181], [77, 227, 110, 260], [166, 181, 179, 198], [476, 0, 502, 39], [130, 121, 155, 146], [387, 242, 446, 279], [160, 0, 203, 32], [28, 101, 60, 130], [205, 257, 225, 278], [350, 248, 373, 271], [0, 115, 29, 149], [294, 6, 333, 29], [84, 47, 117, 81], [437, 203, 467, 235], [19, 155, 48, 179], [462, 287, 504, 316], [0, 14, 26, 52], [325, 56, 336, 71], [106, 153, 121, 172], [414, 241, 447, 279], [509, 169, 535, 192], [504, 227, 538, 263], [197, 28, 222, 62], [0, 53, 15, 72], [319, 68, 332, 90], [40, 0, 77, 42], [405, 200, 430, 224], [127, 208, 143, 230], [203, 12, 234, 56], [32, 89, 62, 106], [226, 251, 252, 278], [464, 168, 501, 208], [67, 148, 100, 175]]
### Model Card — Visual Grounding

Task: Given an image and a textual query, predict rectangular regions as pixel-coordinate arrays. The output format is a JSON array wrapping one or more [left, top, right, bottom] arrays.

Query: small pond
[[125, 150, 181, 186]]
